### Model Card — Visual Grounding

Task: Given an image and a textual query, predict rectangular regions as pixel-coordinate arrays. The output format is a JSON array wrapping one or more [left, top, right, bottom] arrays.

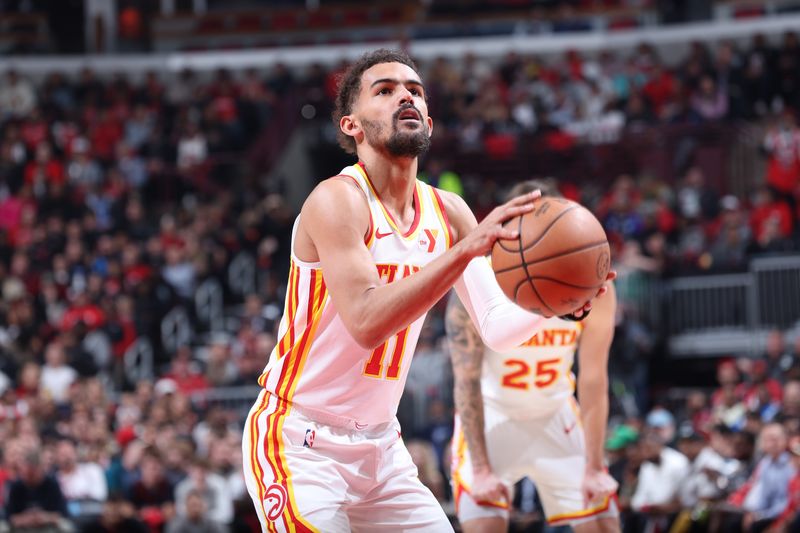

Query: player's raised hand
[[458, 191, 541, 258], [471, 467, 510, 506], [582, 468, 618, 508]]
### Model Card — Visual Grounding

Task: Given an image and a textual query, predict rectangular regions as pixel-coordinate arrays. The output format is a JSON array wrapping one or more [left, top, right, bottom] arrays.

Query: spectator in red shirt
[[19, 108, 48, 151], [742, 360, 784, 411], [24, 142, 65, 194], [89, 109, 123, 163], [750, 186, 794, 242], [763, 111, 800, 211], [643, 63, 678, 119], [60, 290, 106, 332], [163, 347, 209, 396]]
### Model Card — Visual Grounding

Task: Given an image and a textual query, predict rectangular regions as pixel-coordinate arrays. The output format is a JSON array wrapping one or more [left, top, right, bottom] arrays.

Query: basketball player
[[447, 181, 620, 533], [242, 50, 611, 532]]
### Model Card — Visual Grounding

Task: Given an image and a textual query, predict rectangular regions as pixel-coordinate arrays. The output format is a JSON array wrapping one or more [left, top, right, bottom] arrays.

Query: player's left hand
[[582, 468, 618, 508], [561, 272, 617, 321]]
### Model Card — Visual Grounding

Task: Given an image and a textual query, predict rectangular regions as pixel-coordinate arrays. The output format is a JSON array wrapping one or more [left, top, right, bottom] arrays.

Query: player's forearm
[[353, 242, 473, 348], [455, 378, 492, 471], [455, 257, 545, 352], [579, 375, 609, 471]]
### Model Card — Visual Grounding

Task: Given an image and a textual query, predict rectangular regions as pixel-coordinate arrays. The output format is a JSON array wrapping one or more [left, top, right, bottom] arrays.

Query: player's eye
[[377, 87, 391, 95], [409, 88, 421, 96]]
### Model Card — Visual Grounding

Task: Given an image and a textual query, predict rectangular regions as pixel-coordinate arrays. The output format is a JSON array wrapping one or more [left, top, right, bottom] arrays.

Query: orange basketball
[[491, 197, 610, 317]]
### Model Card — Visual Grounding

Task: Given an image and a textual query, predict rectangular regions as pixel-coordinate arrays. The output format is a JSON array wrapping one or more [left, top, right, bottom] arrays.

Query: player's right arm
[[296, 178, 538, 349], [445, 292, 509, 504]]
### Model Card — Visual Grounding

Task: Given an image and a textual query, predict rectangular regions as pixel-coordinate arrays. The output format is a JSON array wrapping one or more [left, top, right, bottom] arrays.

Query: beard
[[362, 108, 431, 158]]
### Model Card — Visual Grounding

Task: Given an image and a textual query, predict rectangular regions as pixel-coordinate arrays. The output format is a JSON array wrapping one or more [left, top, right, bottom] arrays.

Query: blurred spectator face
[[186, 491, 207, 522], [56, 439, 78, 470], [140, 454, 164, 487], [784, 381, 800, 415], [44, 342, 66, 367], [751, 360, 768, 383], [698, 75, 716, 96], [687, 391, 707, 412], [135, 380, 153, 406], [677, 435, 705, 461], [208, 342, 229, 366], [766, 330, 785, 359], [709, 428, 735, 458], [717, 361, 739, 386], [759, 424, 787, 458], [639, 432, 664, 462], [19, 362, 40, 391], [245, 294, 263, 318], [19, 451, 45, 486], [785, 443, 800, 485], [189, 461, 209, 487], [745, 411, 763, 435], [34, 142, 51, 163]]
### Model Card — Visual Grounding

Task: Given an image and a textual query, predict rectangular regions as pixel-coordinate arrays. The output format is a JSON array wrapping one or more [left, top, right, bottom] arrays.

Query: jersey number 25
[[502, 358, 561, 390]]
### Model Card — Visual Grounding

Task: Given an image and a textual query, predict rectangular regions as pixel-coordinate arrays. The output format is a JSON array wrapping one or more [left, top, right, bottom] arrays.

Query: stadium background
[[0, 0, 800, 531]]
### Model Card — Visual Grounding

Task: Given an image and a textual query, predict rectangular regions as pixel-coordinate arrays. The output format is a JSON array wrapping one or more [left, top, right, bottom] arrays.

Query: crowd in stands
[[0, 31, 799, 532]]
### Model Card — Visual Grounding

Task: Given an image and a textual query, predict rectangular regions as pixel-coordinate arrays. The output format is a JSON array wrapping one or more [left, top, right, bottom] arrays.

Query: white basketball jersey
[[258, 163, 453, 426], [481, 317, 582, 419]]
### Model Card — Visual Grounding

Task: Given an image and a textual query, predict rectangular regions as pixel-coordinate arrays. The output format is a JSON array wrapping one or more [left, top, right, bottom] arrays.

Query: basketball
[[491, 197, 611, 317]]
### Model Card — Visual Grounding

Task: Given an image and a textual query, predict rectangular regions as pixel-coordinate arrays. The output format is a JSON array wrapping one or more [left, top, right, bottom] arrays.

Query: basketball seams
[[511, 215, 558, 316], [524, 277, 557, 316], [527, 276, 606, 290], [520, 204, 578, 252], [492, 241, 608, 275]]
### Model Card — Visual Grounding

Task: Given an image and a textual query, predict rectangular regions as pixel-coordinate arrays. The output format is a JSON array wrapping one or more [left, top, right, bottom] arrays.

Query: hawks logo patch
[[419, 229, 439, 253], [264, 483, 287, 522]]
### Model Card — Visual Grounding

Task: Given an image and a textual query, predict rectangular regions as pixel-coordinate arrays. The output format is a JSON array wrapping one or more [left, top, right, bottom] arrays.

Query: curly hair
[[332, 49, 419, 155]]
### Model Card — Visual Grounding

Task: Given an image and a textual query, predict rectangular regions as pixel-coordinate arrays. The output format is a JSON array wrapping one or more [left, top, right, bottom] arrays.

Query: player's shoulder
[[300, 174, 371, 235], [305, 174, 368, 211]]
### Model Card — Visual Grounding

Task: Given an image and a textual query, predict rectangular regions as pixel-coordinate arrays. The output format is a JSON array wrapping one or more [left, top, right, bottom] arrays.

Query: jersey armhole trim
[[431, 187, 455, 249], [330, 174, 375, 247]]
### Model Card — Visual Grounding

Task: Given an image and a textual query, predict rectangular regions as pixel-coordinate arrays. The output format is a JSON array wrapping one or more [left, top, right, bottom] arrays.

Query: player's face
[[353, 62, 433, 157]]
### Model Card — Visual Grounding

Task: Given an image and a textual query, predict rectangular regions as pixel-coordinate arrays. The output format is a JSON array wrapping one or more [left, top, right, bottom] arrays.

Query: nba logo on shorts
[[264, 483, 288, 522], [303, 429, 315, 448]]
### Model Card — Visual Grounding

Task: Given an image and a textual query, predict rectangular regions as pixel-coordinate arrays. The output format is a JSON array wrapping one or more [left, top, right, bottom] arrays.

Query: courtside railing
[[660, 254, 800, 356]]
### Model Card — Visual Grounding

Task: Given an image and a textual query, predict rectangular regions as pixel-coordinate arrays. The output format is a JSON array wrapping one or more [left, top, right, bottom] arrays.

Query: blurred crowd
[[0, 32, 799, 532], [602, 330, 800, 533]]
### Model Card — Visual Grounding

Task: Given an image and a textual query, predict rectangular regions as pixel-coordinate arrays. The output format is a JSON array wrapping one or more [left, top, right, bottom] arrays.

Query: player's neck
[[358, 153, 418, 213]]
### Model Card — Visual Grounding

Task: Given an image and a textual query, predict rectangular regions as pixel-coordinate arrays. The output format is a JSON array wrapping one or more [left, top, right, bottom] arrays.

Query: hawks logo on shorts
[[263, 483, 288, 522]]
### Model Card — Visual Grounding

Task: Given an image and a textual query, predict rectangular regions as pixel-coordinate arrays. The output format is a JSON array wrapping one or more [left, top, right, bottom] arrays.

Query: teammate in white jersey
[[241, 50, 611, 532], [447, 181, 621, 533]]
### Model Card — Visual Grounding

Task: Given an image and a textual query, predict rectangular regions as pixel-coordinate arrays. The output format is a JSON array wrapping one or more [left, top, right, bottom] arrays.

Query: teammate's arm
[[445, 292, 509, 504], [576, 282, 619, 504], [298, 178, 538, 349]]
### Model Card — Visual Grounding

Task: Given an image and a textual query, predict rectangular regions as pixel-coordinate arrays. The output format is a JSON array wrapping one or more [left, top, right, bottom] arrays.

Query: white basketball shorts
[[242, 389, 453, 532], [451, 398, 618, 526]]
